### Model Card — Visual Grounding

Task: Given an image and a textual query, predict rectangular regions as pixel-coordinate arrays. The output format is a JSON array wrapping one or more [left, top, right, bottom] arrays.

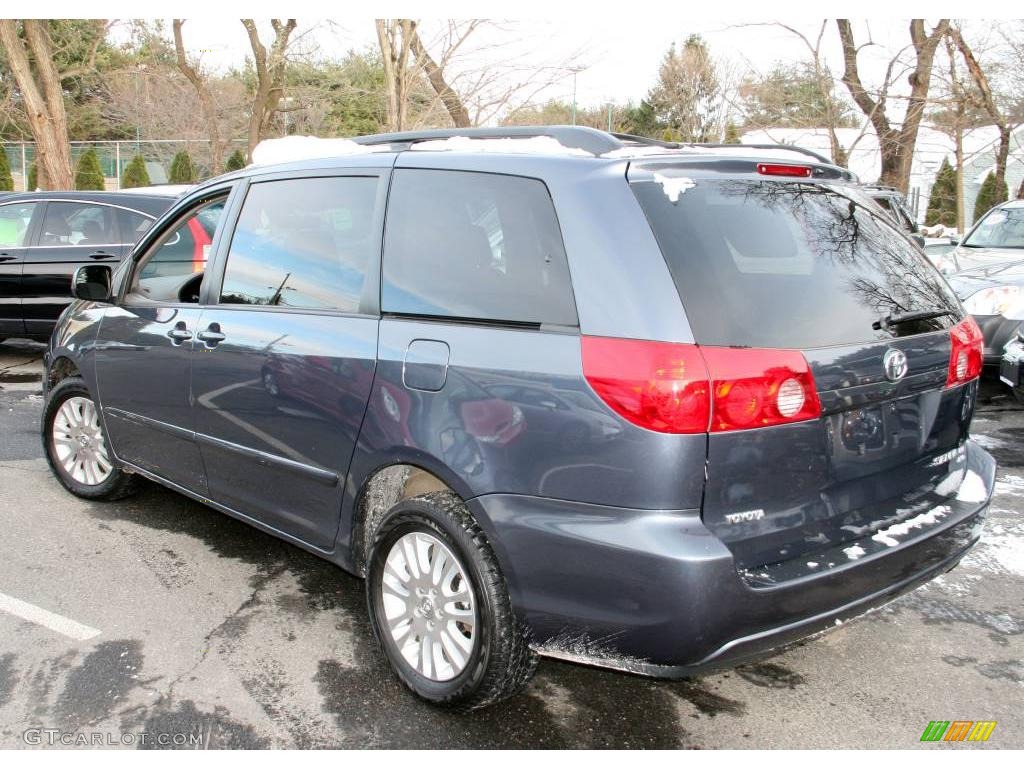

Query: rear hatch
[[629, 161, 980, 573]]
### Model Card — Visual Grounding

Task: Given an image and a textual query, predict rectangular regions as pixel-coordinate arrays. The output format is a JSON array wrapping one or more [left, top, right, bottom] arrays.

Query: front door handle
[[0, 254, 15, 262], [197, 323, 226, 345], [89, 251, 115, 260]]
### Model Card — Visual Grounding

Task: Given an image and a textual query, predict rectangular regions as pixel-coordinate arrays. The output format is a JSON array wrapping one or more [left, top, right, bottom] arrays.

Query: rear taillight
[[757, 163, 812, 178], [701, 347, 821, 432], [946, 317, 984, 388], [581, 337, 710, 433], [581, 337, 821, 434]]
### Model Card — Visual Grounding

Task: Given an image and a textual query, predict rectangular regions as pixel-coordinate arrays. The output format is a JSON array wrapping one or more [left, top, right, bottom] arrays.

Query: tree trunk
[[173, 20, 223, 173], [409, 26, 471, 128], [241, 18, 296, 161], [948, 26, 1012, 201], [955, 125, 964, 233], [0, 20, 74, 189], [837, 19, 948, 192]]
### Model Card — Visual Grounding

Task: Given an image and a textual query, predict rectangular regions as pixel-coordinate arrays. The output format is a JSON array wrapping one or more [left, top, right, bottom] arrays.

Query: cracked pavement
[[0, 339, 1021, 748]]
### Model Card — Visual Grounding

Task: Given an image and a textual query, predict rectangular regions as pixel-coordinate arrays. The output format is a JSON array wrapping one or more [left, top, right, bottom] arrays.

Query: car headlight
[[962, 285, 1021, 316]]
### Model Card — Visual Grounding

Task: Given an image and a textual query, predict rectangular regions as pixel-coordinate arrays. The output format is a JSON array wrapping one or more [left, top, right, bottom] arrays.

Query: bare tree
[[375, 19, 416, 132], [0, 20, 104, 189], [173, 20, 223, 172], [241, 18, 298, 160], [947, 24, 1016, 203], [837, 19, 949, 191]]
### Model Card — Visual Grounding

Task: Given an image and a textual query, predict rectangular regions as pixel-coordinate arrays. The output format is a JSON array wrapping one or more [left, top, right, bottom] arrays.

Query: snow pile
[[409, 135, 593, 157], [843, 543, 866, 560], [870, 505, 951, 548], [250, 135, 375, 166]]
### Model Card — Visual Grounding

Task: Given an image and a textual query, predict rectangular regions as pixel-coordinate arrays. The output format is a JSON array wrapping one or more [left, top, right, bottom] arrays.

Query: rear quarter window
[[382, 169, 577, 327], [631, 173, 961, 348]]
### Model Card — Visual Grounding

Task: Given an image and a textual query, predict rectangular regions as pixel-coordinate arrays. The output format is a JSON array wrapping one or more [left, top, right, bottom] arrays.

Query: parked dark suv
[[41, 127, 995, 710], [0, 190, 178, 342]]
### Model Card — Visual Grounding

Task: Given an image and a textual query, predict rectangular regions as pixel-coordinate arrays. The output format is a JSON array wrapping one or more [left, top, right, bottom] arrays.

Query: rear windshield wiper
[[873, 309, 955, 330]]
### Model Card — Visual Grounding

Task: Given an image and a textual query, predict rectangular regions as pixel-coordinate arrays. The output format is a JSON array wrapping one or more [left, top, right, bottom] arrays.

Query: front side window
[[0, 203, 37, 247], [131, 196, 227, 301], [40, 202, 117, 246], [381, 169, 577, 326], [964, 207, 1024, 249], [219, 176, 379, 312]]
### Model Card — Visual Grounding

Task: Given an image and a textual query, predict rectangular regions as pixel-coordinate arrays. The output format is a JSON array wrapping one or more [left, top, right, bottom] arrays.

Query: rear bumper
[[974, 313, 1020, 371], [469, 440, 995, 676]]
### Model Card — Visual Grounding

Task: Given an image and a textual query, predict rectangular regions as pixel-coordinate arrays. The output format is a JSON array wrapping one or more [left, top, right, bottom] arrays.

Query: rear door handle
[[197, 324, 226, 345], [89, 251, 115, 260]]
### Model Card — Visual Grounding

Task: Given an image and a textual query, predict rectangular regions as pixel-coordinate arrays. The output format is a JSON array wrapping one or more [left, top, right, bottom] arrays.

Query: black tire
[[366, 490, 537, 710], [42, 376, 139, 501], [1012, 387, 1024, 406]]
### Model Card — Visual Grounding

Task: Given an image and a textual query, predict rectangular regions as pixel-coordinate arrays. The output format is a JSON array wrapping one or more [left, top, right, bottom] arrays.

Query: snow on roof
[[250, 135, 378, 165], [408, 135, 593, 156]]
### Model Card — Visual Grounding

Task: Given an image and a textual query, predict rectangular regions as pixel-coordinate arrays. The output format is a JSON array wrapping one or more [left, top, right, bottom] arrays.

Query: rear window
[[964, 206, 1024, 249], [631, 174, 961, 348], [382, 169, 577, 326]]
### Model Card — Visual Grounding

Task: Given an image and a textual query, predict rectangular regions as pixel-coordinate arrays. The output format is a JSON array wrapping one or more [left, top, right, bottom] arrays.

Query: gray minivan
[[42, 127, 995, 710]]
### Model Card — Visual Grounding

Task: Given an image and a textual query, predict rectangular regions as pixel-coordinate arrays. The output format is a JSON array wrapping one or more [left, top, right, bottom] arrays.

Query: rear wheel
[[42, 377, 138, 500], [366, 491, 537, 710]]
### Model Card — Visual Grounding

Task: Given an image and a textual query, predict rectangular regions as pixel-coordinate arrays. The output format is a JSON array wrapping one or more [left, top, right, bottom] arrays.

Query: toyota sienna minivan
[[42, 127, 995, 710]]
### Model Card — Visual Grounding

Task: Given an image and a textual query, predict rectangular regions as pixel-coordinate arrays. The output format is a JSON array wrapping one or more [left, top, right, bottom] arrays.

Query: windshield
[[631, 175, 962, 349], [963, 207, 1024, 249]]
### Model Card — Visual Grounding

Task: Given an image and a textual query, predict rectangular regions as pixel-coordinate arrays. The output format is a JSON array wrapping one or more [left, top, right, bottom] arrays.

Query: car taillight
[[946, 317, 984, 388], [701, 347, 821, 431], [756, 163, 812, 178], [581, 337, 821, 434], [581, 337, 710, 433]]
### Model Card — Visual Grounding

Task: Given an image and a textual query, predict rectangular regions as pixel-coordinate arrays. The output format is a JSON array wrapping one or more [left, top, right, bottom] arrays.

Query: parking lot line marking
[[0, 591, 101, 641]]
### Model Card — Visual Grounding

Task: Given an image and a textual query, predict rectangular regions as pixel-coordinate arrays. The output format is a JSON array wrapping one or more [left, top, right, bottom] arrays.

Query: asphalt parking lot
[[0, 338, 1021, 749]]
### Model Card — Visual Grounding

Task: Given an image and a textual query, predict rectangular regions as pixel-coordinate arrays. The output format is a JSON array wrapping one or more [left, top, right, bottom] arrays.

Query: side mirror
[[911, 234, 926, 248], [949, 236, 960, 246], [72, 264, 113, 302]]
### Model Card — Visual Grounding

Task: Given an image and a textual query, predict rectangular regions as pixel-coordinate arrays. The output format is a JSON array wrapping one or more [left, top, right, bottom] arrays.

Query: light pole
[[569, 67, 584, 126]]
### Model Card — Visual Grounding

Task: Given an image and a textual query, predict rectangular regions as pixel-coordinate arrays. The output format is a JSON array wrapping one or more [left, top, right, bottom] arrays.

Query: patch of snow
[[843, 544, 867, 560], [955, 470, 989, 504], [652, 172, 696, 202], [995, 474, 1024, 497], [251, 135, 375, 165], [409, 136, 592, 157], [806, 561, 819, 569], [870, 505, 951, 547], [967, 433, 1003, 450]]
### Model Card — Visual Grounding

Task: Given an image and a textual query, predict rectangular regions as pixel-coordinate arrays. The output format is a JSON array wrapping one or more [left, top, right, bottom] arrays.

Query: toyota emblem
[[883, 348, 908, 382]]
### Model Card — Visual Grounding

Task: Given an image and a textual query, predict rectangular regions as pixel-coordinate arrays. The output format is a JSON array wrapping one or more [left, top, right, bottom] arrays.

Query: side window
[[130, 196, 226, 301], [381, 169, 577, 326], [219, 176, 378, 312], [40, 202, 117, 246], [116, 209, 155, 244], [0, 203, 36, 247]]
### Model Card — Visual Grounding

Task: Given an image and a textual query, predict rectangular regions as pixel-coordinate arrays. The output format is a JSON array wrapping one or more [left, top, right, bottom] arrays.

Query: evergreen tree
[[121, 154, 151, 189], [723, 122, 741, 144], [974, 171, 1009, 222], [646, 35, 722, 142], [74, 148, 106, 190], [28, 163, 38, 190], [225, 149, 246, 172], [0, 146, 13, 192], [925, 157, 957, 227], [169, 151, 196, 184]]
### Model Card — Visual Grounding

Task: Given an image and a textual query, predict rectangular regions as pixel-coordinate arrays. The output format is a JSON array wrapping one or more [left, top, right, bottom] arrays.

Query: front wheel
[[42, 377, 138, 500], [366, 491, 537, 710]]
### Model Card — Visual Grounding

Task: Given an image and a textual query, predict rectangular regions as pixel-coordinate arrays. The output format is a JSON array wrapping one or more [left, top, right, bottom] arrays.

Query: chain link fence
[[1, 139, 247, 191]]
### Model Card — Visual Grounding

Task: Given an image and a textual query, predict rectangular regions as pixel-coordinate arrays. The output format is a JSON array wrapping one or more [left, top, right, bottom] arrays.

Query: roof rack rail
[[687, 142, 835, 166], [349, 126, 624, 156], [609, 132, 681, 149]]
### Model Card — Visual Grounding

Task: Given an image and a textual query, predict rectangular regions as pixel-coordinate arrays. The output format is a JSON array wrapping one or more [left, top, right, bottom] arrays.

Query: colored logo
[[920, 721, 997, 742]]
